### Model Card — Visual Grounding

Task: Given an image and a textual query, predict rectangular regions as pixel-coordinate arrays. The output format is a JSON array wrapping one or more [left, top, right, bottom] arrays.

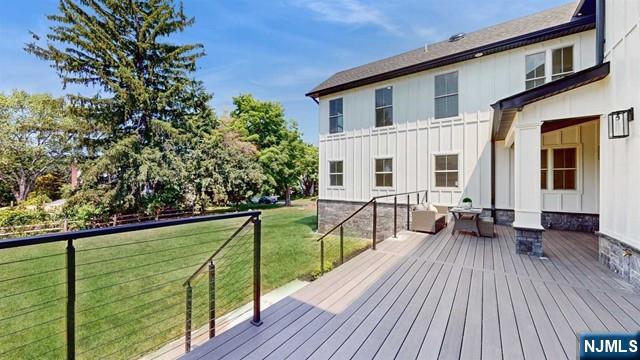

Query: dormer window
[[329, 98, 343, 134]]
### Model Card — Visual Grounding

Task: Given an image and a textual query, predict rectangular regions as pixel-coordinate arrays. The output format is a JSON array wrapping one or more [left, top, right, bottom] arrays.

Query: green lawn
[[0, 199, 368, 359]]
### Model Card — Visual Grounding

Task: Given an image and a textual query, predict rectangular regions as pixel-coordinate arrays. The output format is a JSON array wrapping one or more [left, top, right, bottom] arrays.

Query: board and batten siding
[[495, 121, 600, 214], [318, 30, 596, 209], [600, 0, 640, 249]]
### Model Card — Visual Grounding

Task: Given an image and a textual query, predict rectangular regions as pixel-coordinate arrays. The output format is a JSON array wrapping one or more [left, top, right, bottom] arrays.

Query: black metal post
[[372, 201, 377, 250], [251, 215, 262, 326], [416, 193, 419, 205], [185, 283, 192, 353], [340, 226, 344, 264], [320, 239, 325, 273], [208, 262, 216, 339], [407, 195, 410, 230], [393, 196, 397, 238], [66, 240, 75, 360]]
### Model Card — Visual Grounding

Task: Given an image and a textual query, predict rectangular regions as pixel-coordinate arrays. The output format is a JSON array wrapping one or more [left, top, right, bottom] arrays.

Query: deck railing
[[0, 211, 262, 360], [316, 190, 428, 274]]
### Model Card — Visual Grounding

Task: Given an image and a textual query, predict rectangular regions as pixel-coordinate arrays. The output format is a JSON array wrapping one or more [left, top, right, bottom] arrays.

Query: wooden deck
[[181, 225, 640, 360]]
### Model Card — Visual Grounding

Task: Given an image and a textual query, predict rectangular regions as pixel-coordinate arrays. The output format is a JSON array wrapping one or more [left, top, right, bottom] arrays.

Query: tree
[[183, 113, 263, 211], [27, 0, 205, 214], [230, 94, 307, 206], [298, 143, 318, 197], [231, 94, 288, 150], [0, 91, 74, 202]]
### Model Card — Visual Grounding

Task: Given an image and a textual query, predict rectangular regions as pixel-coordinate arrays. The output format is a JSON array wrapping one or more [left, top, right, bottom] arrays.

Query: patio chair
[[411, 203, 447, 234]]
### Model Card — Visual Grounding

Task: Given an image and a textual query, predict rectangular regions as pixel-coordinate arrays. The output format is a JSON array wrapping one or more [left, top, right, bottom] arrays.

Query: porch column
[[513, 120, 544, 257]]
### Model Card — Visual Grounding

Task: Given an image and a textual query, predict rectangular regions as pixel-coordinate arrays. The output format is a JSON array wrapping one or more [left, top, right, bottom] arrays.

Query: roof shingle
[[308, 2, 584, 97]]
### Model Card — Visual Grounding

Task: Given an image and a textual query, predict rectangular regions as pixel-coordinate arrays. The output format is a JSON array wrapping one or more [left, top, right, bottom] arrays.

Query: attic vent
[[449, 33, 465, 42]]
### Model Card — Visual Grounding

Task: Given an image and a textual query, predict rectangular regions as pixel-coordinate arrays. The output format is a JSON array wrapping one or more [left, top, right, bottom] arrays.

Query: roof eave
[[491, 61, 610, 140], [306, 14, 595, 99]]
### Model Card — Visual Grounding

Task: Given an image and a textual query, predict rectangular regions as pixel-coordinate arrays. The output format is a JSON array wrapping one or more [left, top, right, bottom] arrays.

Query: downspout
[[596, 0, 605, 64]]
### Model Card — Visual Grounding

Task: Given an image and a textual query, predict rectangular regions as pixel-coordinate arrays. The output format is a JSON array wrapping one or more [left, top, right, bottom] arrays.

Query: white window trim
[[431, 151, 462, 191], [372, 156, 394, 190], [329, 98, 344, 134], [327, 159, 345, 189], [523, 43, 576, 89], [541, 148, 549, 190], [550, 44, 575, 80], [525, 51, 546, 89], [434, 70, 460, 120], [374, 86, 394, 128], [541, 144, 582, 194]]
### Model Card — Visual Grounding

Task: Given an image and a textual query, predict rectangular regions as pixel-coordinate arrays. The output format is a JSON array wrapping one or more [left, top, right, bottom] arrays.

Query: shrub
[[23, 192, 52, 207], [0, 207, 50, 227]]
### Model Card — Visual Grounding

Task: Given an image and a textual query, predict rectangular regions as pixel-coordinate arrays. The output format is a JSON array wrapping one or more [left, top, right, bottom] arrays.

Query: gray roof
[[308, 2, 582, 97]]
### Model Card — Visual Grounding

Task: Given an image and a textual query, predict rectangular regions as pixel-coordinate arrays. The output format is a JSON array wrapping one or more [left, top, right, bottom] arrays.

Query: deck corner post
[[66, 239, 75, 360], [208, 262, 216, 339], [185, 283, 192, 353], [251, 215, 263, 326], [372, 201, 377, 250]]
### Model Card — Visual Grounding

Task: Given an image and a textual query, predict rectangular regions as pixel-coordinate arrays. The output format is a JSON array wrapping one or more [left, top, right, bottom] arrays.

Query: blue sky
[[0, 0, 570, 144]]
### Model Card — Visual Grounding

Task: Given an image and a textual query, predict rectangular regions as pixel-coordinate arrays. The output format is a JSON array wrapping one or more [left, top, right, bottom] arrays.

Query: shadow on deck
[[180, 225, 640, 360]]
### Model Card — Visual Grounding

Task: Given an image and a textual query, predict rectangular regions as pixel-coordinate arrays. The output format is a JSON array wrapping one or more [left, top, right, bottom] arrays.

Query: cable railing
[[316, 190, 429, 274], [0, 211, 262, 360]]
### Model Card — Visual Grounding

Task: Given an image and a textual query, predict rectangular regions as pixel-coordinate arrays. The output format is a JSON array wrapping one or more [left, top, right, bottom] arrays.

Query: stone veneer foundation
[[598, 232, 640, 289], [514, 227, 544, 257], [317, 199, 411, 241], [494, 209, 599, 232]]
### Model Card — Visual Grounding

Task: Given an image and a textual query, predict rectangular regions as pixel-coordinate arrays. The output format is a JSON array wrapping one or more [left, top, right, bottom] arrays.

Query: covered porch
[[492, 62, 610, 256], [180, 226, 640, 360]]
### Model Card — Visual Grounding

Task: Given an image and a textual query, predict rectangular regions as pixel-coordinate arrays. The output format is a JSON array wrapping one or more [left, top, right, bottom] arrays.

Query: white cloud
[[293, 0, 398, 34], [412, 26, 441, 41]]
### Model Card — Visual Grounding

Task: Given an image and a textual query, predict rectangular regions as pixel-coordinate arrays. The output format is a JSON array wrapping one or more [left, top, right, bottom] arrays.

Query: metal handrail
[[0, 211, 262, 249], [316, 189, 429, 242], [183, 216, 255, 286], [0, 210, 263, 359]]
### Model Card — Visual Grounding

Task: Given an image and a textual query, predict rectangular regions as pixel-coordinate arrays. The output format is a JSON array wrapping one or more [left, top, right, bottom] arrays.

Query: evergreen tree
[[27, 0, 205, 214]]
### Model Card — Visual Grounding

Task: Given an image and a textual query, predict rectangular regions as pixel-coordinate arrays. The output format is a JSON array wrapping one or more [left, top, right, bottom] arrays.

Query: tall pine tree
[[27, 0, 205, 214]]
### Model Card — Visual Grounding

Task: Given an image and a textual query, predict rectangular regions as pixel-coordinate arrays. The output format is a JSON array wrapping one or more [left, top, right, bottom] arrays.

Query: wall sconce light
[[608, 107, 634, 139]]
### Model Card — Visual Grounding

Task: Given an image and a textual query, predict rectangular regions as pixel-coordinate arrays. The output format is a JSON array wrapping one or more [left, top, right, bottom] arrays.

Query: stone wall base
[[317, 199, 410, 241], [493, 209, 598, 233], [514, 227, 544, 257], [598, 233, 640, 289]]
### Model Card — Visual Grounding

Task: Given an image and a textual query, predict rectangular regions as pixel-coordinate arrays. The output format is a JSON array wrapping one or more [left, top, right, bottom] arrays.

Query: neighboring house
[[308, 0, 640, 288]]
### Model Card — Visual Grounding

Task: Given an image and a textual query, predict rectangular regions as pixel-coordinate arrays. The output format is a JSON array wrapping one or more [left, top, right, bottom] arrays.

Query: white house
[[308, 0, 640, 288]]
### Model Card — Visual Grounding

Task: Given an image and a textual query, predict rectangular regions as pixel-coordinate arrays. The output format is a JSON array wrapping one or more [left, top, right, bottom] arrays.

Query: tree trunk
[[16, 177, 31, 202], [285, 185, 291, 206]]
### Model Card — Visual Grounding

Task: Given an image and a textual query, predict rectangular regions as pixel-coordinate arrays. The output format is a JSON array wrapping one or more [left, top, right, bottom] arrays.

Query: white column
[[513, 120, 544, 230]]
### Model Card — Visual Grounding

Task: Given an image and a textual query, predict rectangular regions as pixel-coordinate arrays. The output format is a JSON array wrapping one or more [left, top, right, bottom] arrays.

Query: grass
[[0, 199, 369, 359]]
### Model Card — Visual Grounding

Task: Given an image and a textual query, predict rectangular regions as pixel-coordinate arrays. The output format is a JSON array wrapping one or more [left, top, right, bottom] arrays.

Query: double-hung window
[[435, 72, 458, 119], [329, 161, 343, 187], [552, 148, 576, 190], [525, 52, 546, 89], [434, 154, 459, 188], [329, 98, 343, 134], [552, 46, 574, 80], [374, 158, 393, 187], [375, 87, 393, 127]]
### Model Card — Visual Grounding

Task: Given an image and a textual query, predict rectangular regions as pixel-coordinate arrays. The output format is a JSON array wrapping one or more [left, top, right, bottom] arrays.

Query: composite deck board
[[350, 262, 441, 360], [458, 269, 483, 360], [180, 226, 640, 360]]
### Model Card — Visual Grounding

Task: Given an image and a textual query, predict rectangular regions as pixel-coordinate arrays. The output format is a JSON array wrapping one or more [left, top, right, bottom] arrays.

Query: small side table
[[450, 207, 483, 237]]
